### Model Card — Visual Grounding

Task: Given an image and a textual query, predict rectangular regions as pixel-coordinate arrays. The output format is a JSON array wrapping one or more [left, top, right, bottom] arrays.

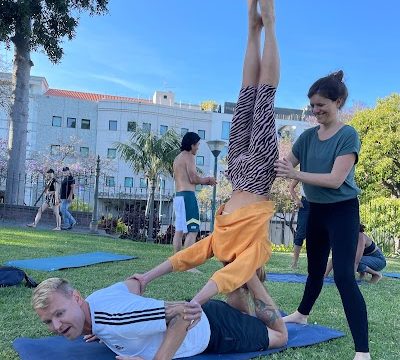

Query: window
[[140, 178, 148, 188], [196, 156, 204, 166], [81, 119, 91, 129], [195, 184, 203, 191], [80, 147, 89, 157], [67, 117, 76, 128], [124, 177, 134, 188], [127, 121, 136, 132], [221, 121, 231, 140], [109, 120, 117, 131], [107, 148, 117, 159], [198, 130, 205, 139], [159, 179, 166, 191], [163, 95, 168, 99], [50, 145, 60, 155], [181, 128, 188, 136], [160, 125, 168, 135], [52, 116, 62, 127], [143, 122, 151, 132], [106, 176, 115, 187]]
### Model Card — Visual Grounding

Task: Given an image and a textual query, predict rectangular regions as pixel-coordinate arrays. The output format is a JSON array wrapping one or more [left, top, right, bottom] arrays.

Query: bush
[[116, 218, 128, 235], [69, 198, 92, 212], [360, 197, 400, 255]]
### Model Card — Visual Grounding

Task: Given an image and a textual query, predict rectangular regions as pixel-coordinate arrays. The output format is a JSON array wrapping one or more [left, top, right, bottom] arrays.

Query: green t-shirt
[[292, 125, 361, 204]]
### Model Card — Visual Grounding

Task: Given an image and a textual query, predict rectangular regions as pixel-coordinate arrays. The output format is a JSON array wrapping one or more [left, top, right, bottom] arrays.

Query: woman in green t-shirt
[[275, 71, 370, 360]]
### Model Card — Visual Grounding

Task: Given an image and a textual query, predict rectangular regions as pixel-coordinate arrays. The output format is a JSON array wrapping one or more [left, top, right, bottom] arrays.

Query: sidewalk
[[0, 218, 113, 237]]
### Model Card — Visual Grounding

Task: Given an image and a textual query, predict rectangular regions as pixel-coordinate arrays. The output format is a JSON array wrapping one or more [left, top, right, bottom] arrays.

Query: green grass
[[0, 226, 399, 359]]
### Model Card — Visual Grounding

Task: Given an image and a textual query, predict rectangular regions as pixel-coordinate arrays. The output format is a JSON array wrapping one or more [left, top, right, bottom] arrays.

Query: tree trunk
[[6, 13, 32, 205], [147, 179, 156, 243]]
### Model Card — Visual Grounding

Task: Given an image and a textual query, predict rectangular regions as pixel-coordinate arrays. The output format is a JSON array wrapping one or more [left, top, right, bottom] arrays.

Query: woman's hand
[[126, 274, 147, 295], [186, 300, 202, 329], [274, 158, 297, 179]]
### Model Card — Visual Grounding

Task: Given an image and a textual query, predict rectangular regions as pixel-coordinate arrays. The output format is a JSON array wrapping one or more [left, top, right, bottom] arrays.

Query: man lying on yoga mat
[[32, 273, 287, 360]]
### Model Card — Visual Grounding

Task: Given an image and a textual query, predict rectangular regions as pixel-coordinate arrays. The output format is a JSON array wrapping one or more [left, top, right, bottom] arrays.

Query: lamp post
[[206, 140, 226, 232], [90, 155, 100, 234]]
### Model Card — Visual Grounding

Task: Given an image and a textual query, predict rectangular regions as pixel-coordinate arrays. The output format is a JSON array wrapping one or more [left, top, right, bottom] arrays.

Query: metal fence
[[1, 168, 399, 253]]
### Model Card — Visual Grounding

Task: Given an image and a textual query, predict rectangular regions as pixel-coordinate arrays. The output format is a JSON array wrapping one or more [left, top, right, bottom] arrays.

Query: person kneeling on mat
[[32, 273, 287, 360]]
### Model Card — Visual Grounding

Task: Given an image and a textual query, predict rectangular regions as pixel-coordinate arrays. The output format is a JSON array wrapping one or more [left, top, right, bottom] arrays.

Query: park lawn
[[0, 226, 399, 360]]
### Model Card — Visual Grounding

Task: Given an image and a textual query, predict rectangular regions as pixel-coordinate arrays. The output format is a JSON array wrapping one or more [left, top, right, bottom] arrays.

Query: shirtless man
[[173, 132, 216, 252]]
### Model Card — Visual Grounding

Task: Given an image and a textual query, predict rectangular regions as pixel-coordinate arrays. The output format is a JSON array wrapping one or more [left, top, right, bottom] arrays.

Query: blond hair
[[32, 278, 74, 310]]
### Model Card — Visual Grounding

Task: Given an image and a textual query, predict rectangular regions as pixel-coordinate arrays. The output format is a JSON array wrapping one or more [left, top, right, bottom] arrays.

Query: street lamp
[[207, 140, 226, 232]]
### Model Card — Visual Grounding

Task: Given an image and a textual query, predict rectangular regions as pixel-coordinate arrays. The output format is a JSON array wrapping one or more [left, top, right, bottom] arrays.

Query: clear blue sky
[[5, 0, 400, 109]]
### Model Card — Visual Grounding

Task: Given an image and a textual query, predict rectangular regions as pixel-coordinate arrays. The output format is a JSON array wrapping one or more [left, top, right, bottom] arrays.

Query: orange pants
[[169, 201, 274, 293]]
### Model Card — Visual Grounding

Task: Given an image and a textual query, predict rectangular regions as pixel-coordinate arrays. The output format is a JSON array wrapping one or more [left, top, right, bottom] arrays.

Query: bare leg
[[173, 231, 184, 253], [183, 232, 197, 249], [53, 205, 61, 230], [28, 203, 48, 227], [242, 0, 263, 87], [259, 0, 280, 87], [291, 245, 302, 269], [324, 257, 333, 277]]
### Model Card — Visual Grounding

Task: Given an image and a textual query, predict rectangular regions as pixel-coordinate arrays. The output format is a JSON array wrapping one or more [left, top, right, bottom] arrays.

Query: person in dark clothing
[[60, 167, 76, 230], [275, 71, 370, 360]]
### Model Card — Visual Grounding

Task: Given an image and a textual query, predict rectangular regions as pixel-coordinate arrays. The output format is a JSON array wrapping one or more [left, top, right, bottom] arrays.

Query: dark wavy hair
[[181, 132, 201, 151], [308, 70, 348, 109]]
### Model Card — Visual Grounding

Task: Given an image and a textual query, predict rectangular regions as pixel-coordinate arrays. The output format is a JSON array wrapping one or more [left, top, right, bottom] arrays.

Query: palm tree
[[116, 128, 181, 242]]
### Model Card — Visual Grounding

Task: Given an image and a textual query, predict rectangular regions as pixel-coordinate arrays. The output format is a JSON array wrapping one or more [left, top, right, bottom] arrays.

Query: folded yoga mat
[[266, 272, 336, 284], [384, 272, 400, 279], [13, 323, 344, 360], [6, 252, 136, 271]]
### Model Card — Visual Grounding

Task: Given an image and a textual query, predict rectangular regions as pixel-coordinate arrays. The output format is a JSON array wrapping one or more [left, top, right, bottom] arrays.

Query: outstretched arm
[[130, 235, 214, 294], [186, 157, 216, 186], [275, 153, 356, 189]]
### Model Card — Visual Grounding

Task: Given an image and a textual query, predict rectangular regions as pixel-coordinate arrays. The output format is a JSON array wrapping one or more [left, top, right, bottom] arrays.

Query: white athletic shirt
[[86, 282, 211, 359]]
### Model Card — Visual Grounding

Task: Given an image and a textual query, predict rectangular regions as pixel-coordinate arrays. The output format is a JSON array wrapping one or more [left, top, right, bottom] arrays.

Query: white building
[[0, 73, 310, 219]]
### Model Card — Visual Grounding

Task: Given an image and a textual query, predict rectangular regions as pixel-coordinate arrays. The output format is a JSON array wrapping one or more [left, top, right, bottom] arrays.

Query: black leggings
[[298, 198, 369, 353]]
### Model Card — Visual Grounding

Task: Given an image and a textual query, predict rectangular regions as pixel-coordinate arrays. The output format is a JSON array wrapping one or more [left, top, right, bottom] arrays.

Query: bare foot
[[359, 272, 366, 281], [369, 273, 382, 284], [26, 223, 36, 228], [291, 261, 298, 270], [259, 0, 275, 27], [248, 0, 263, 33], [353, 352, 371, 360], [282, 310, 308, 324], [52, 227, 61, 231]]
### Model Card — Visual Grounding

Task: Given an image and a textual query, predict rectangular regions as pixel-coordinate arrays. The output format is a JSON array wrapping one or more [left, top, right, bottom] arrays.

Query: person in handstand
[[133, 0, 280, 308]]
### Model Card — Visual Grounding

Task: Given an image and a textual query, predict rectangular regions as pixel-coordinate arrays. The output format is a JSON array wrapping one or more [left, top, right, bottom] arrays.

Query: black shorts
[[202, 300, 269, 354]]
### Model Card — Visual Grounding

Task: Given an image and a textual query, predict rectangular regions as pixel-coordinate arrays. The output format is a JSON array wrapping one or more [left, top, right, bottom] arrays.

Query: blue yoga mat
[[384, 272, 400, 279], [13, 323, 344, 360], [266, 273, 336, 284], [6, 252, 136, 271]]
